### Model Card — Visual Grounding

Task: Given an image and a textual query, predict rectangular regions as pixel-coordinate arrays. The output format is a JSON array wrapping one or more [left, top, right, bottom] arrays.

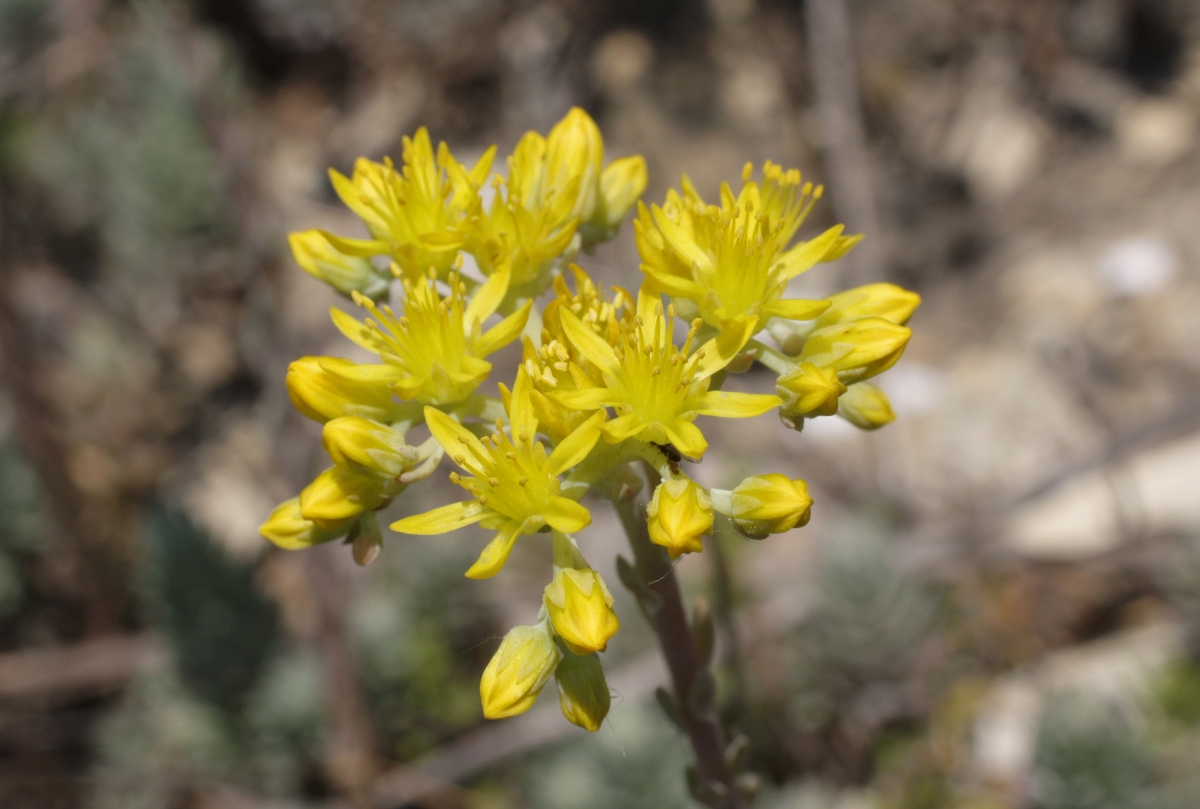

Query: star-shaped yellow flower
[[553, 294, 780, 459], [391, 369, 605, 579], [331, 265, 530, 406]]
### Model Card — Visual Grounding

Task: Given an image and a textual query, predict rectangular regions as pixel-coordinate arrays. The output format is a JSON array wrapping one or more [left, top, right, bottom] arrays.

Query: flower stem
[[613, 484, 745, 809]]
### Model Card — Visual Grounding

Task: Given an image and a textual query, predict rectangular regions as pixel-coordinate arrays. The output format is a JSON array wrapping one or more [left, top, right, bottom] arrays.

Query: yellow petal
[[474, 299, 532, 358], [763, 298, 832, 322], [599, 412, 643, 443], [696, 391, 781, 418], [465, 523, 522, 579], [543, 497, 592, 534], [639, 263, 704, 300], [424, 407, 488, 475], [547, 410, 606, 476], [691, 316, 758, 380], [549, 386, 615, 413], [508, 367, 538, 441], [390, 500, 486, 535], [663, 421, 708, 459], [651, 204, 713, 273], [777, 224, 845, 280], [559, 310, 620, 376], [464, 260, 511, 326]]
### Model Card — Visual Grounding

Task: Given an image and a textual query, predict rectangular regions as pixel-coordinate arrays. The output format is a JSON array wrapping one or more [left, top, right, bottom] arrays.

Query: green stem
[[613, 476, 745, 809]]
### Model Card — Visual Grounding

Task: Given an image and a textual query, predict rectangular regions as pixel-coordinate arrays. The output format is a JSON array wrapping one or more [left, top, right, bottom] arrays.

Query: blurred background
[[2, 0, 1200, 807]]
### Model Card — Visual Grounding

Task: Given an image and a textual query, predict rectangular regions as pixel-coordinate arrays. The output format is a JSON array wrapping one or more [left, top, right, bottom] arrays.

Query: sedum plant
[[260, 107, 918, 807]]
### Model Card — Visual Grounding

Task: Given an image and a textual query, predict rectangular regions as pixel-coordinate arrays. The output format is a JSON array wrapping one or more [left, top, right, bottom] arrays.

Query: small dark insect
[[654, 443, 683, 475]]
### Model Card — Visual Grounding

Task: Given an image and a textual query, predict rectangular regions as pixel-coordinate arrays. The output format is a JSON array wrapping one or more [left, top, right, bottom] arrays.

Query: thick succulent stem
[[613, 486, 745, 809]]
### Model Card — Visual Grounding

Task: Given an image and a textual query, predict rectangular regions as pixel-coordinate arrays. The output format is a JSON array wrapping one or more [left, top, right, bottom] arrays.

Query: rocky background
[[2, 0, 1200, 807]]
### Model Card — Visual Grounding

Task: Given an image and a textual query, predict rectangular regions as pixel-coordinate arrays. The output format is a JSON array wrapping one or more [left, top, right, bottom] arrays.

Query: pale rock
[[944, 83, 1045, 201], [1096, 235, 1178, 297], [591, 31, 654, 94], [1006, 474, 1121, 560], [1116, 98, 1197, 166]]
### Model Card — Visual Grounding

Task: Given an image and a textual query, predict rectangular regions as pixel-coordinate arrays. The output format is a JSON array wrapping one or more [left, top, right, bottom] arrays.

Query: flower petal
[[465, 260, 511, 326], [550, 386, 618, 412], [424, 407, 487, 474], [696, 391, 781, 418], [560, 310, 620, 376], [544, 497, 592, 534], [330, 307, 383, 354], [465, 523, 522, 579], [663, 420, 708, 460], [778, 225, 845, 280], [508, 367, 538, 441], [651, 204, 713, 273], [639, 264, 703, 300], [690, 316, 758, 380], [547, 410, 606, 476], [391, 500, 486, 535], [764, 298, 832, 322], [474, 299, 532, 358], [599, 412, 644, 443]]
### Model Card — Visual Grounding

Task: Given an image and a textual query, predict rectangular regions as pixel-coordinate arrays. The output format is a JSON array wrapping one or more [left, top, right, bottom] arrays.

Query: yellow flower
[[286, 356, 404, 424], [544, 567, 620, 655], [391, 369, 605, 579], [298, 466, 399, 529], [468, 108, 647, 294], [260, 497, 351, 550], [326, 129, 494, 281], [554, 294, 779, 459], [515, 266, 634, 442], [636, 162, 860, 337], [837, 382, 896, 430], [555, 651, 611, 732], [798, 317, 912, 386], [331, 266, 530, 406], [647, 476, 713, 558], [288, 229, 390, 299], [321, 417, 418, 479], [725, 474, 812, 539], [776, 361, 846, 427], [480, 621, 560, 719]]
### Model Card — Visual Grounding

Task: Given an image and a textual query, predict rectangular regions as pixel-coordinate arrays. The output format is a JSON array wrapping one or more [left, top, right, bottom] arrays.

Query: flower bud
[[259, 497, 350, 550], [546, 107, 605, 221], [322, 417, 417, 479], [728, 474, 813, 539], [286, 357, 402, 424], [288, 229, 390, 299], [647, 477, 713, 558], [544, 568, 621, 655], [812, 283, 921, 329], [799, 317, 912, 385], [298, 466, 388, 529], [776, 361, 846, 426], [584, 155, 648, 243], [837, 382, 896, 430], [555, 651, 611, 732], [480, 622, 560, 719]]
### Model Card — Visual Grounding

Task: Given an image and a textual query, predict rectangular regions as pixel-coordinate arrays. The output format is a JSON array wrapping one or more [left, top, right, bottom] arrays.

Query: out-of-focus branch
[[806, 0, 883, 284]]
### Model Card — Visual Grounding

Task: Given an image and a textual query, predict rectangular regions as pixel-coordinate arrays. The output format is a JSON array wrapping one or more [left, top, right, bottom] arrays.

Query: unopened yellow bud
[[555, 651, 611, 732], [837, 382, 896, 430], [322, 417, 417, 478], [480, 622, 560, 719], [799, 317, 912, 385], [298, 466, 388, 529], [259, 497, 350, 550], [812, 283, 921, 329], [647, 477, 713, 558], [585, 155, 648, 242], [286, 357, 401, 424], [728, 474, 813, 539], [288, 230, 389, 299], [544, 568, 620, 655], [776, 361, 846, 426], [547, 107, 604, 221]]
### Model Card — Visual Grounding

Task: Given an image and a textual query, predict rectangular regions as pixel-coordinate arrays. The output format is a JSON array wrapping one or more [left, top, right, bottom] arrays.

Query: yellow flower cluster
[[260, 107, 918, 731]]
